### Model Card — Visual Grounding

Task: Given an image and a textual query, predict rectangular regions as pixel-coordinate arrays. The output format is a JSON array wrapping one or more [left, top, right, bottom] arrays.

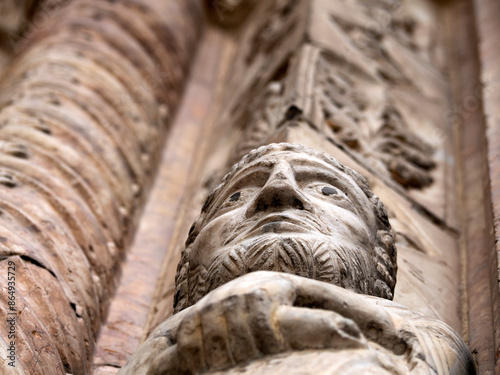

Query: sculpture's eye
[[229, 192, 241, 202], [321, 186, 337, 196]]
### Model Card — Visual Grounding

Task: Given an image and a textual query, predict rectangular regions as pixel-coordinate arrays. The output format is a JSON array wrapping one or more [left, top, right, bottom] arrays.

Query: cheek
[[315, 205, 373, 244], [192, 209, 246, 264]]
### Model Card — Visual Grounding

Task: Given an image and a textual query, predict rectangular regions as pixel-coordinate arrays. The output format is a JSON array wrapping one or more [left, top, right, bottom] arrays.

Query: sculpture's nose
[[245, 162, 312, 218]]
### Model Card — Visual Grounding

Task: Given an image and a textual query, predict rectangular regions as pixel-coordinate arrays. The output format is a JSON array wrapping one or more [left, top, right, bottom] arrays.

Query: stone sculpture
[[120, 143, 475, 374]]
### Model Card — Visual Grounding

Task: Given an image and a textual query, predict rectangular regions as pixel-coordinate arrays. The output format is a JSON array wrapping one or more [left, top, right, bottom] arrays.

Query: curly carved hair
[[174, 143, 397, 312]]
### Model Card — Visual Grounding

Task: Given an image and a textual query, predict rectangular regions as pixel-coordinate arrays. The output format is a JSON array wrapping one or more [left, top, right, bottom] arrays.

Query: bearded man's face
[[182, 150, 382, 304]]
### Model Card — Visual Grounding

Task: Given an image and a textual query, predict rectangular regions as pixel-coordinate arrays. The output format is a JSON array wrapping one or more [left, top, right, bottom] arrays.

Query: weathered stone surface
[[174, 144, 397, 311], [129, 272, 473, 375], [0, 0, 492, 372], [0, 0, 203, 373], [134, 3, 470, 372], [209, 0, 456, 228], [120, 144, 473, 374], [0, 256, 86, 374], [472, 0, 500, 372], [216, 0, 308, 132]]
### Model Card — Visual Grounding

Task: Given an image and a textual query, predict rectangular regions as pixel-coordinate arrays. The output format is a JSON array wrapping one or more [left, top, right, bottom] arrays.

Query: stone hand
[[147, 271, 405, 375]]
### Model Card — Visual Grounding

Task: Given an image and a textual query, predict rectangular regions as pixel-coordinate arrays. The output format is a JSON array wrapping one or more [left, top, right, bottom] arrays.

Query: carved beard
[[185, 234, 383, 308]]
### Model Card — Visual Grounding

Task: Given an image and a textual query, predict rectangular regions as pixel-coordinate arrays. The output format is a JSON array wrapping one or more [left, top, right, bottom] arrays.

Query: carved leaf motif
[[372, 107, 436, 188], [317, 54, 436, 189], [230, 82, 284, 166], [245, 0, 299, 64]]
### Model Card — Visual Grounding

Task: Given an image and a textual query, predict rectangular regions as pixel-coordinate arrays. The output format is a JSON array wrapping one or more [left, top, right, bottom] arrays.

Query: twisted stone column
[[0, 0, 203, 373]]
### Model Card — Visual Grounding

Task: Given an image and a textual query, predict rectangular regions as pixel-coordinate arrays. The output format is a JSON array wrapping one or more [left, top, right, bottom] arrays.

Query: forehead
[[210, 151, 373, 212], [230, 151, 355, 185]]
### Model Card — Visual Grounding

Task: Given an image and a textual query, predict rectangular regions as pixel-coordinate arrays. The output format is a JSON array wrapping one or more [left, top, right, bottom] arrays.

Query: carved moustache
[[222, 212, 334, 246]]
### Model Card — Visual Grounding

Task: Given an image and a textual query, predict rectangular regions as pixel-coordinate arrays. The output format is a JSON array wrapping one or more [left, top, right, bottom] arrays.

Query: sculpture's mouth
[[244, 214, 318, 239], [221, 213, 331, 246]]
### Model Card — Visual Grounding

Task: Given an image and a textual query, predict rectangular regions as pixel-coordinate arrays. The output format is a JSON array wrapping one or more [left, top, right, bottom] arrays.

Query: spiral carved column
[[0, 0, 203, 373]]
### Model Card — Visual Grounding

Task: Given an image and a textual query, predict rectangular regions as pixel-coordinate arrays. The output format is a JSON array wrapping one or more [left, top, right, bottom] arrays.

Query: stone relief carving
[[202, 81, 284, 195], [229, 81, 284, 166], [371, 107, 436, 188], [0, 0, 486, 371], [215, 0, 447, 191], [206, 0, 454, 228], [221, 51, 437, 192], [309, 0, 447, 98], [119, 143, 474, 375], [217, 0, 307, 135], [316, 54, 437, 189]]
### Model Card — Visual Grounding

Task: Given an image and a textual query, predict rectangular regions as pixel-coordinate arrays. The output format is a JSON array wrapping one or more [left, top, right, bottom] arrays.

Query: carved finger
[[198, 300, 233, 371], [211, 271, 297, 305], [146, 346, 179, 375], [222, 294, 260, 364], [275, 305, 369, 351], [289, 275, 404, 351], [245, 287, 286, 356], [175, 310, 206, 373]]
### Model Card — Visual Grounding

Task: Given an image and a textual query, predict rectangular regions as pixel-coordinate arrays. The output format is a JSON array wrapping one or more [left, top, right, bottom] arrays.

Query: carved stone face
[[193, 150, 377, 262], [175, 144, 396, 311]]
